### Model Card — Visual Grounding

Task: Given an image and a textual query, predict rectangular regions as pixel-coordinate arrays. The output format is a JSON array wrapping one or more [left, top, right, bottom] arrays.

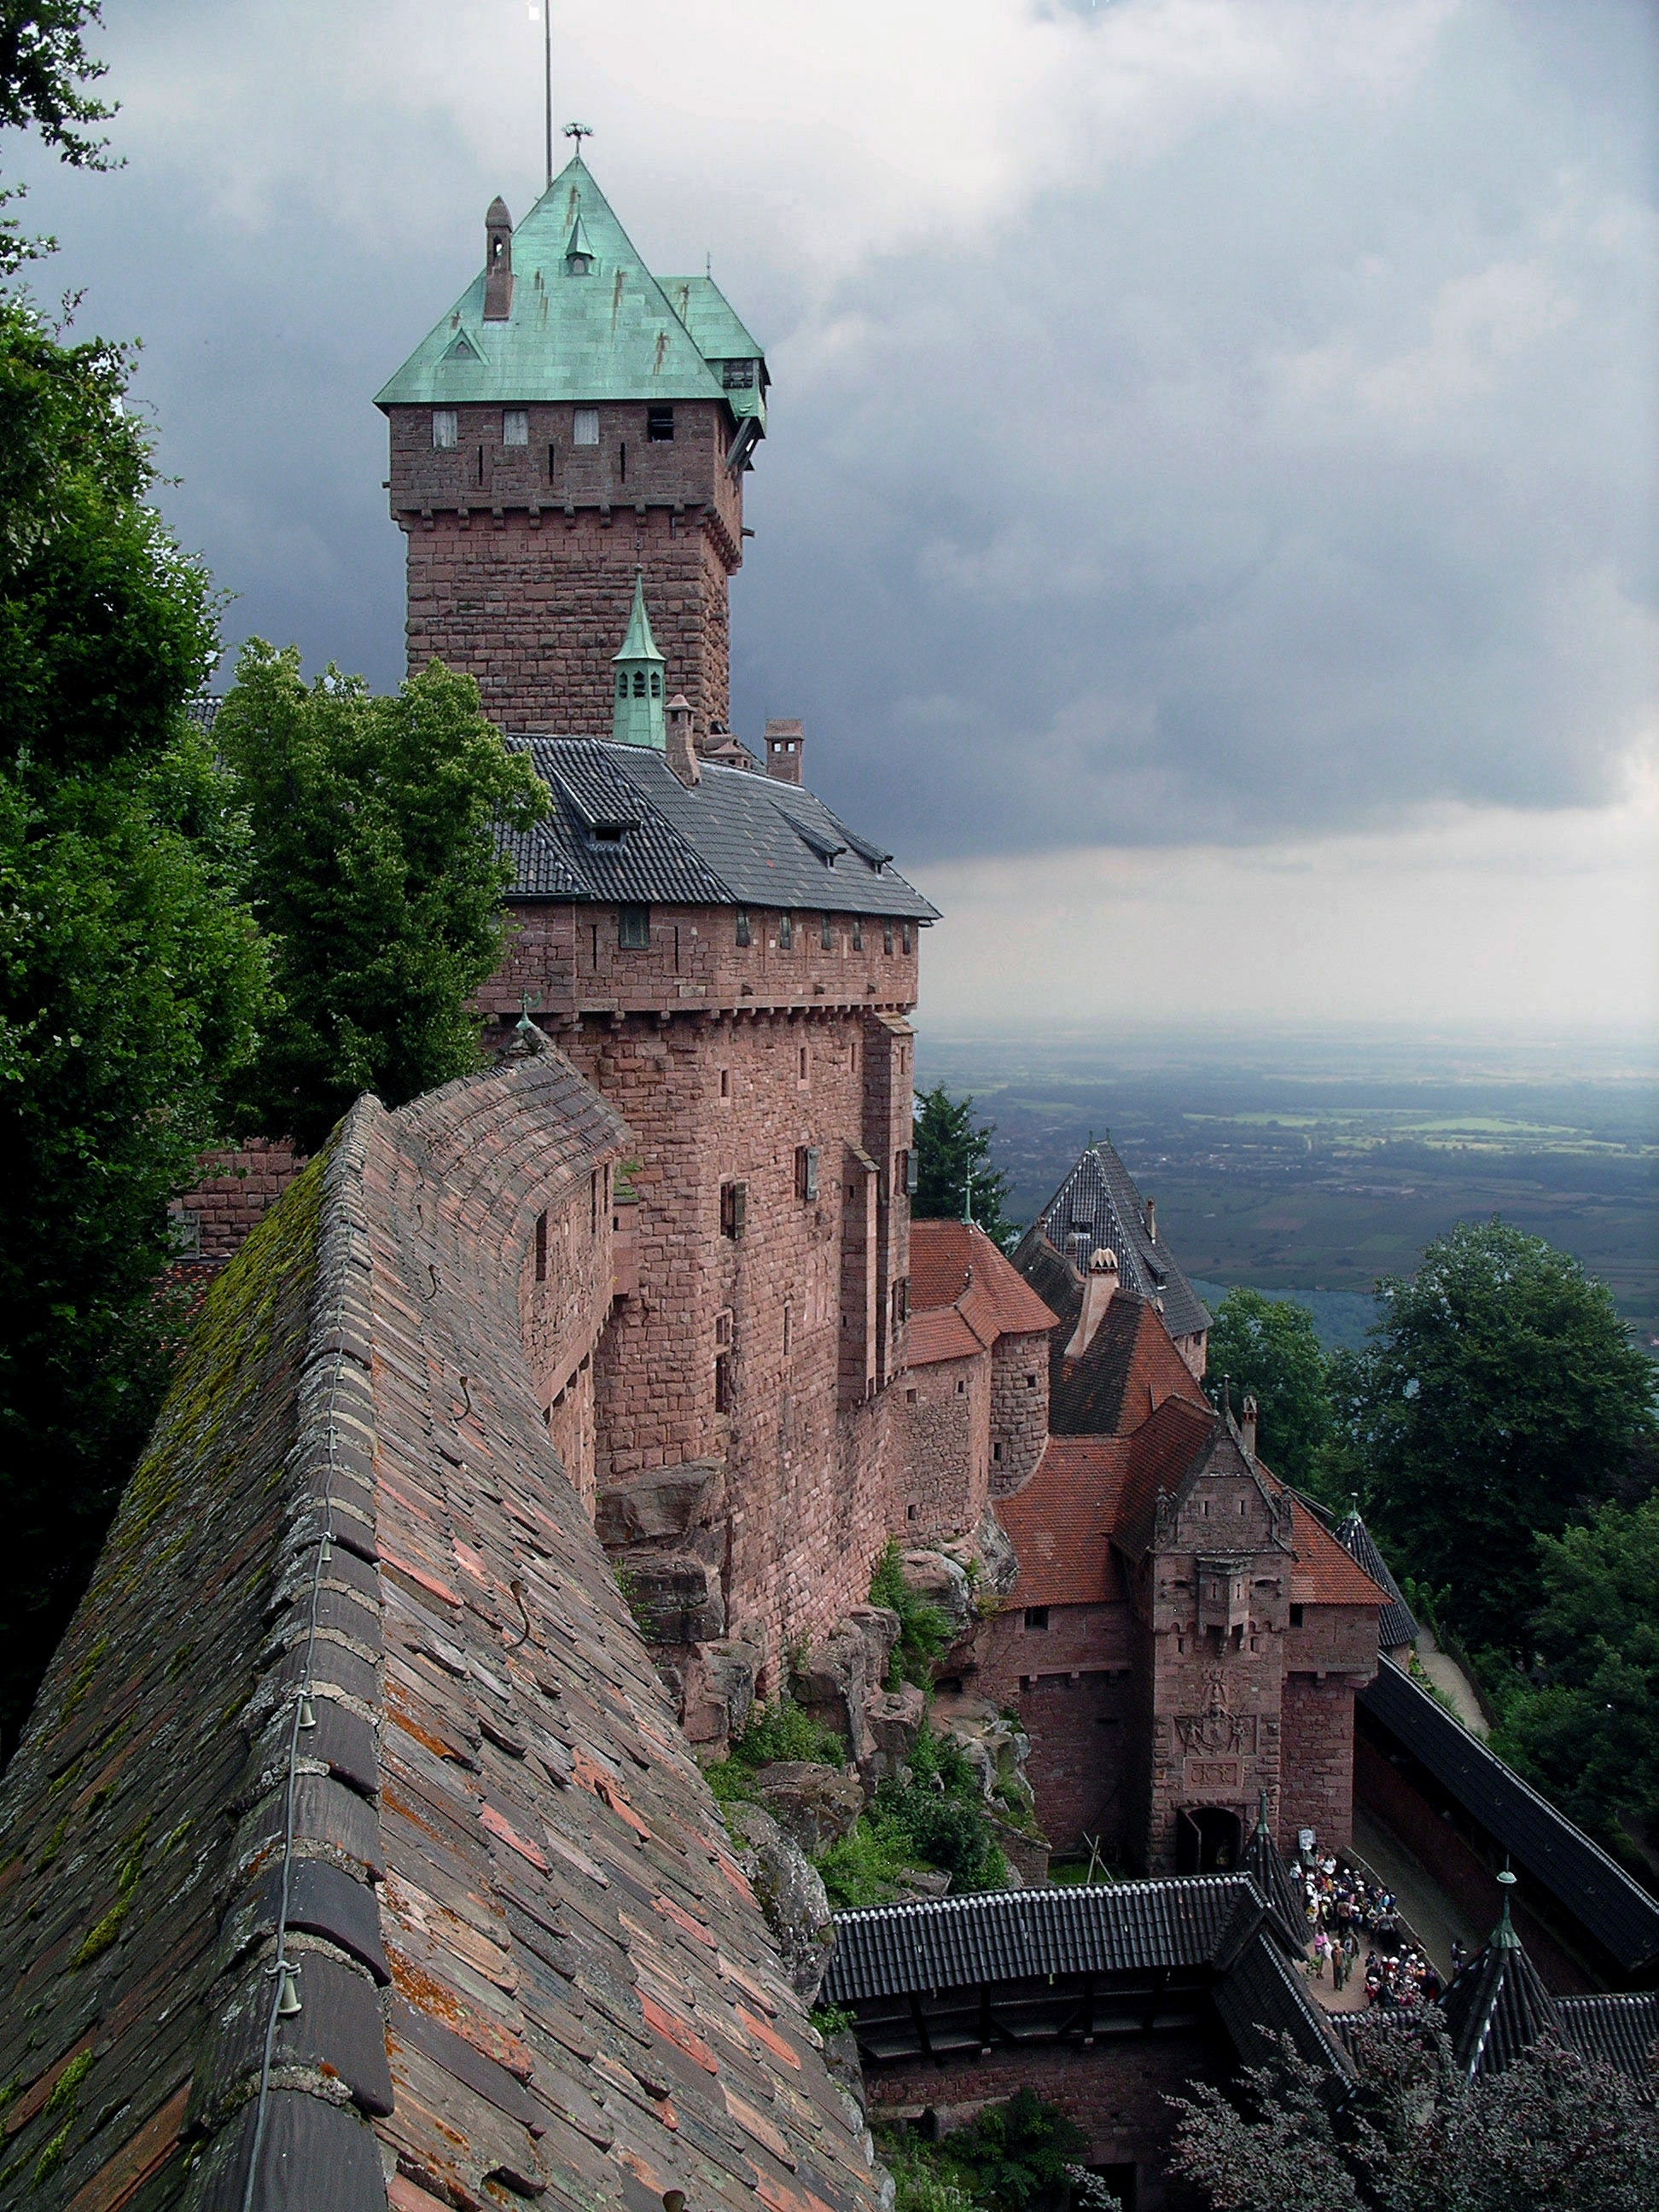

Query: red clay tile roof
[[999, 1436, 1131, 1605], [1284, 1491, 1393, 1608], [910, 1219, 1057, 1341], [1054, 1291, 1210, 1437], [1113, 1394, 1222, 1553], [0, 1053, 880, 2212], [905, 1306, 986, 1366]]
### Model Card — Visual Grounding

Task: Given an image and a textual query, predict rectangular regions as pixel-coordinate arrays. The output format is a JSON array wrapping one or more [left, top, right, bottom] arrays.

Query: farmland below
[[915, 1026, 1659, 1353]]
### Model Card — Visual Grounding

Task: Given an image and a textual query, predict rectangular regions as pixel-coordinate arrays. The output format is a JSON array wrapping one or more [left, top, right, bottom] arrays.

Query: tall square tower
[[376, 155, 768, 735]]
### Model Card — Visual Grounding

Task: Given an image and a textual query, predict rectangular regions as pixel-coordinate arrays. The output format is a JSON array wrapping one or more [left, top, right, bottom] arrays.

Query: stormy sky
[[10, 0, 1656, 1035]]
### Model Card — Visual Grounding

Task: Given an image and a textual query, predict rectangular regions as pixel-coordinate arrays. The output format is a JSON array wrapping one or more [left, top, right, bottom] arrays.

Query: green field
[[915, 1029, 1659, 1353]]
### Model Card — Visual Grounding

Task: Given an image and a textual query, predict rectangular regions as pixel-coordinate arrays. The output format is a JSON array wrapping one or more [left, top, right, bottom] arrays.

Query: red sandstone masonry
[[174, 1140, 305, 1263]]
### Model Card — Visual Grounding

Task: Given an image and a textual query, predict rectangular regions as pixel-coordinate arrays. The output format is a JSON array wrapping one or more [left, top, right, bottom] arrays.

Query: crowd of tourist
[[1291, 1853, 1446, 2005]]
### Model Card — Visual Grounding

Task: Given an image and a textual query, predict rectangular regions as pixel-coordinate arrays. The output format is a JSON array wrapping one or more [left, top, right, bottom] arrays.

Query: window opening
[[534, 1211, 548, 1283], [735, 908, 751, 947], [573, 407, 599, 445], [719, 1068, 730, 1099], [714, 1353, 731, 1412], [650, 672, 661, 697], [648, 405, 675, 440], [720, 1182, 748, 1238], [783, 1303, 793, 1353], [619, 439, 627, 483], [476, 445, 485, 486], [503, 408, 529, 446], [883, 922, 894, 956], [1024, 1607, 1050, 1632], [432, 408, 457, 449], [903, 922, 913, 954], [821, 912, 834, 950], [799, 1045, 808, 1081], [778, 911, 794, 950], [618, 904, 650, 950], [795, 1146, 820, 1202], [852, 917, 863, 951]]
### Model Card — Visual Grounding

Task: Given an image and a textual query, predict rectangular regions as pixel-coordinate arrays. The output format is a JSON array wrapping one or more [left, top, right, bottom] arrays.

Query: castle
[[4, 149, 1652, 2212]]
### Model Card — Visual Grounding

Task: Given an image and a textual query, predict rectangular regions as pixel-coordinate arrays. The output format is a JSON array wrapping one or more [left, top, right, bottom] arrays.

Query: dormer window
[[432, 409, 458, 450], [503, 409, 528, 446], [573, 408, 599, 446], [722, 359, 756, 390]]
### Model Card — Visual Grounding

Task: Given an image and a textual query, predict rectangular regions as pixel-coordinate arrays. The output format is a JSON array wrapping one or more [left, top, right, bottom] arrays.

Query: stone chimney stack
[[1066, 1248, 1120, 1359], [1240, 1395, 1258, 1459], [1145, 1195, 1157, 1244], [483, 196, 514, 321], [765, 718, 804, 784], [665, 694, 700, 788]]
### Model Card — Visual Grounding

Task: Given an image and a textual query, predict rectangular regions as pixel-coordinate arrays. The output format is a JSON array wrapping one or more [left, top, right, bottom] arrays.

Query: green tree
[[0, 294, 266, 1754], [1169, 2016, 1659, 2212], [912, 1083, 1015, 1246], [1492, 1493, 1659, 1861], [1205, 1288, 1336, 1493], [216, 641, 547, 1153], [1, 3, 119, 273], [1333, 1220, 1656, 1654]]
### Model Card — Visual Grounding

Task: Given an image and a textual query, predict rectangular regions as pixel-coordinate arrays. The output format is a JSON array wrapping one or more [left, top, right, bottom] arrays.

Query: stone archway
[[1176, 1804, 1243, 1874]]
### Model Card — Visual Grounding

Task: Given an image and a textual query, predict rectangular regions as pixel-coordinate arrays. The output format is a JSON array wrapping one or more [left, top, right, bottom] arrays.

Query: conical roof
[[1243, 1792, 1309, 1958], [613, 573, 664, 666], [1334, 1502, 1418, 1651], [375, 154, 747, 410], [1441, 1871, 1563, 2079]]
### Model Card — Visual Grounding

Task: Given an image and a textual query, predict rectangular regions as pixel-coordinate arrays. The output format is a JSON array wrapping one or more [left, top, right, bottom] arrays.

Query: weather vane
[[564, 121, 594, 153]]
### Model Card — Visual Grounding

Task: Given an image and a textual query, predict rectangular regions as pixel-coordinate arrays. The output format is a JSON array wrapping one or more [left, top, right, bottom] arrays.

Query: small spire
[[1493, 1863, 1521, 1949], [1254, 1787, 1271, 1838], [611, 573, 667, 750]]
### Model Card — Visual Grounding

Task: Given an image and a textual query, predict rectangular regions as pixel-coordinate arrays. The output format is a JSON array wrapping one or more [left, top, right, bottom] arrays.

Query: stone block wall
[[388, 396, 742, 735], [990, 1330, 1049, 1495], [892, 1353, 987, 1540], [1279, 1674, 1358, 1859], [172, 1140, 305, 1264], [865, 2033, 1229, 2212]]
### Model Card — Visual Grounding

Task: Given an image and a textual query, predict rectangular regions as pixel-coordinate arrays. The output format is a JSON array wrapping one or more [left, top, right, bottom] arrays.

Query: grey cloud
[[8, 0, 1655, 865]]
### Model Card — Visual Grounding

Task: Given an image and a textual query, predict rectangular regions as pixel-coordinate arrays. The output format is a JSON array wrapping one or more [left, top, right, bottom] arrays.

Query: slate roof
[[1044, 1284, 1210, 1439], [1242, 1799, 1311, 1958], [1556, 1992, 1659, 2078], [503, 736, 940, 919], [1359, 1656, 1659, 1976], [375, 154, 765, 424], [1017, 1143, 1211, 1343], [823, 1878, 1349, 2081], [1333, 1505, 1418, 1650], [0, 1053, 879, 2212], [1441, 1885, 1564, 2081]]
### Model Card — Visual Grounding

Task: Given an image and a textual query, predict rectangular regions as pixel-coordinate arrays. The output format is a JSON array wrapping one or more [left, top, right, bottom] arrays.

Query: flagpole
[[544, 3, 553, 188]]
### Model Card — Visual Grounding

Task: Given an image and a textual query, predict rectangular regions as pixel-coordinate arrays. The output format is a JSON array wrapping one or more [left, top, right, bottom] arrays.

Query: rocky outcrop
[[596, 1458, 725, 1547], [859, 1680, 928, 1790], [931, 1687, 1049, 1878], [899, 1547, 977, 1644], [679, 1635, 763, 1750], [728, 1802, 836, 2004], [754, 1761, 865, 1856], [796, 1605, 901, 1761]]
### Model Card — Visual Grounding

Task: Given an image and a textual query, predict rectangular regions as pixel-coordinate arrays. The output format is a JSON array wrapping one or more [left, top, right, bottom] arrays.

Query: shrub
[[870, 1540, 951, 1687], [705, 1696, 847, 1806]]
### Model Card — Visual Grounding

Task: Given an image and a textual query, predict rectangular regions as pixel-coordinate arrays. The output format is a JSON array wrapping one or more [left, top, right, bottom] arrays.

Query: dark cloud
[[9, 0, 1656, 865]]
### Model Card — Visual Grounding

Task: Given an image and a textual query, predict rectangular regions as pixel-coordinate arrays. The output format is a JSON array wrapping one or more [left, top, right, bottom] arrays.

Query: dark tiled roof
[[824, 1878, 1349, 2081], [0, 1053, 880, 2212], [1441, 1911, 1563, 2080], [1333, 1506, 1419, 1650], [1359, 1656, 1659, 1976], [1044, 1287, 1211, 1440], [1242, 1805, 1310, 1958], [1019, 1144, 1211, 1343], [504, 736, 940, 917], [1557, 1992, 1659, 2078]]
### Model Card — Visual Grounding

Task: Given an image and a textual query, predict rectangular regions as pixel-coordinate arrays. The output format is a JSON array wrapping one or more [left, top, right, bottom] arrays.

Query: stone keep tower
[[376, 153, 768, 735]]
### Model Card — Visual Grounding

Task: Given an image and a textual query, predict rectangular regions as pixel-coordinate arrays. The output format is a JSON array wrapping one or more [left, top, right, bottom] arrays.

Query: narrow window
[[883, 922, 894, 956], [905, 1149, 919, 1197], [903, 922, 913, 955], [993, 1441, 1004, 1464], [795, 1146, 820, 1202], [1024, 1607, 1050, 1632], [618, 904, 650, 950], [632, 671, 646, 697], [820, 911, 834, 950], [503, 408, 529, 446], [798, 1045, 808, 1082], [432, 408, 457, 449], [619, 439, 627, 482], [783, 1303, 793, 1354], [907, 1502, 917, 1519], [894, 1278, 910, 1321], [1026, 1372, 1037, 1388], [648, 405, 675, 441], [616, 672, 627, 697], [590, 1171, 599, 1236], [905, 1387, 918, 1406], [956, 1377, 967, 1397], [720, 1181, 747, 1238], [649, 672, 661, 697], [719, 1068, 731, 1099], [476, 444, 485, 486], [1290, 1604, 1305, 1627], [547, 440, 557, 481], [534, 1210, 548, 1283], [735, 908, 751, 947], [714, 1353, 731, 1412], [573, 407, 599, 446], [777, 911, 794, 950], [852, 917, 863, 951]]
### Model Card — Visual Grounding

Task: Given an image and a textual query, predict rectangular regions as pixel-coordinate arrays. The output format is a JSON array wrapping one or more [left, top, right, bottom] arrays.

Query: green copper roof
[[375, 154, 765, 421], [611, 575, 666, 749]]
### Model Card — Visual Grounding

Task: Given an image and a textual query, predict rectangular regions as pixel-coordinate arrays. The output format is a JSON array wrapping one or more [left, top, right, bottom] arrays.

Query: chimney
[[1144, 1195, 1157, 1244], [484, 196, 514, 321], [1241, 1395, 1258, 1459], [1066, 1248, 1119, 1359], [665, 694, 700, 787], [765, 718, 804, 784]]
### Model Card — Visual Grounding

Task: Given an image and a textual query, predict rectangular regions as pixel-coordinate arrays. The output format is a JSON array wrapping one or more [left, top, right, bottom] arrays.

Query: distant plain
[[914, 1027, 1659, 1354]]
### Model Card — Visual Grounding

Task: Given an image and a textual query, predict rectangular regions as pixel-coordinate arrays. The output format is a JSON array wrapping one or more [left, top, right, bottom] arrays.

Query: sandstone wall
[[990, 1330, 1049, 1495]]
